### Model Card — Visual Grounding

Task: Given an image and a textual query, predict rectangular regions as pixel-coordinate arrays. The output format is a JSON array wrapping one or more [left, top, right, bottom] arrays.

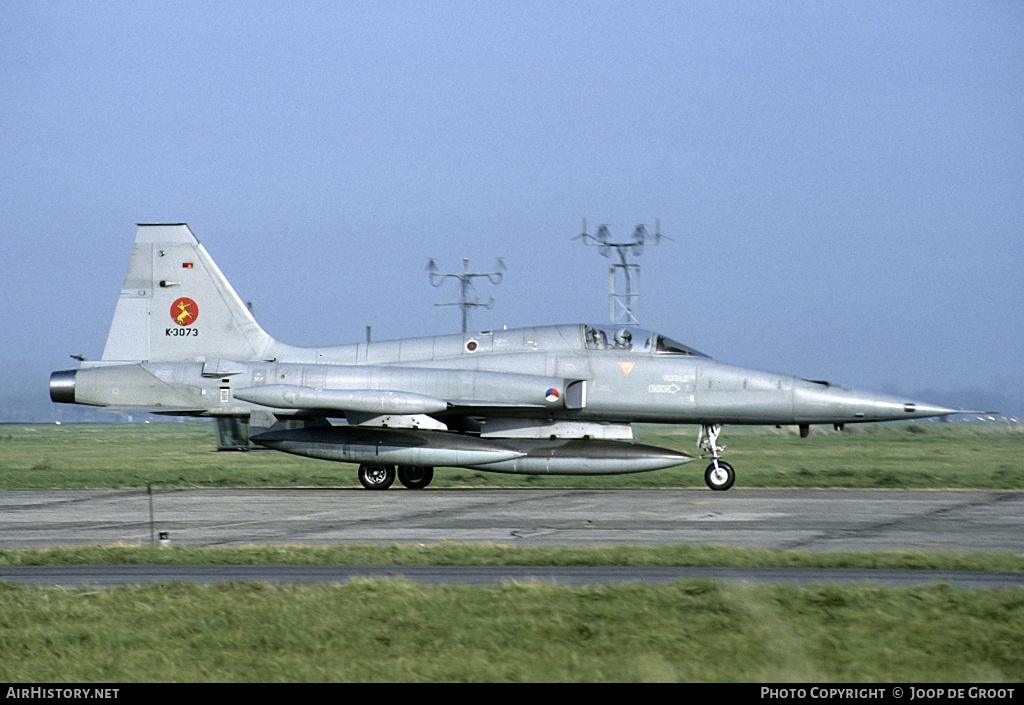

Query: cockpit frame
[[583, 324, 707, 357]]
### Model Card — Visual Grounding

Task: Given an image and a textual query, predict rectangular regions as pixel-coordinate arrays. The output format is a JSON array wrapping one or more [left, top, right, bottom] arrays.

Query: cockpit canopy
[[583, 325, 708, 357]]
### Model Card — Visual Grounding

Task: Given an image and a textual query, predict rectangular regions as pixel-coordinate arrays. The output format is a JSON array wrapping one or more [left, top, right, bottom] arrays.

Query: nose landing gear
[[704, 459, 735, 491], [699, 424, 735, 491]]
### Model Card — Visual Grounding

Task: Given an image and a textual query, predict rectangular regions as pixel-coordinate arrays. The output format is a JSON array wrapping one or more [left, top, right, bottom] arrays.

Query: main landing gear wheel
[[358, 464, 395, 490], [704, 461, 736, 491], [397, 465, 434, 489]]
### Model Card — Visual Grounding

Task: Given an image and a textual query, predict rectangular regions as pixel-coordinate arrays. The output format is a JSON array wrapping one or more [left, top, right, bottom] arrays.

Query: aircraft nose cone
[[792, 379, 959, 424], [847, 393, 958, 420], [897, 401, 959, 418]]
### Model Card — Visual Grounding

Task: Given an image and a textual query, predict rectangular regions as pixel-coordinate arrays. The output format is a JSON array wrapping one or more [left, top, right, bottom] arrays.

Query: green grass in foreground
[[3, 543, 1024, 572], [1, 580, 1022, 682], [2, 423, 1022, 682], [2, 421, 1022, 490]]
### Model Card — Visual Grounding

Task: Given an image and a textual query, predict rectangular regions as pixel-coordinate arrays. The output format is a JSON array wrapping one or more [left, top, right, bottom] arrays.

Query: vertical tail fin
[[101, 224, 275, 362]]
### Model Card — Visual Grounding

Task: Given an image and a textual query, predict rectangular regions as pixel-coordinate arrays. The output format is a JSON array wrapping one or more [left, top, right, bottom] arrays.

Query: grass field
[[1, 421, 1022, 682], [2, 580, 1023, 682], [1, 420, 1021, 490]]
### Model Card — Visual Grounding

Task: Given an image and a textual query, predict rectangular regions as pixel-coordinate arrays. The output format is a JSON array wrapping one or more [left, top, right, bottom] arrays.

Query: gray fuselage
[[61, 323, 952, 427]]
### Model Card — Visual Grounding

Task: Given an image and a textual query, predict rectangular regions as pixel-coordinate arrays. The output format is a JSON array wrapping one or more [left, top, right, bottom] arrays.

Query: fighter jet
[[50, 224, 967, 491]]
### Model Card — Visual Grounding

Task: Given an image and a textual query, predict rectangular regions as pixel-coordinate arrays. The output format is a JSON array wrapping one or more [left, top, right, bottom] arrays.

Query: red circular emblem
[[170, 297, 199, 326]]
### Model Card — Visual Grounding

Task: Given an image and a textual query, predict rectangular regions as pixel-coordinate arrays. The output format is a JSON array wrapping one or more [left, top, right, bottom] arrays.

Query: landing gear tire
[[397, 465, 434, 489], [358, 464, 395, 490], [705, 461, 735, 491]]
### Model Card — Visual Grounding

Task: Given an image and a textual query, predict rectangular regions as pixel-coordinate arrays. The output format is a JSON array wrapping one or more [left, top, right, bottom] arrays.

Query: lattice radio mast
[[576, 218, 667, 325]]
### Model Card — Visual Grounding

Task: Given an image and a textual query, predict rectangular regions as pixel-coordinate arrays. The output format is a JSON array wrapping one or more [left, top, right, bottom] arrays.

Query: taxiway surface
[[2, 487, 1021, 553]]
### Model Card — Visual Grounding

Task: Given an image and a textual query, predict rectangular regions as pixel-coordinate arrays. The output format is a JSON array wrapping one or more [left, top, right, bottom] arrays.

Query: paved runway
[[2, 487, 1022, 553]]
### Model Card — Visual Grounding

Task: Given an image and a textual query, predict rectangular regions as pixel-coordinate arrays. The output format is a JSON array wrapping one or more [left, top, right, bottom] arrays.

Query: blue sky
[[2, 1, 1021, 419]]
